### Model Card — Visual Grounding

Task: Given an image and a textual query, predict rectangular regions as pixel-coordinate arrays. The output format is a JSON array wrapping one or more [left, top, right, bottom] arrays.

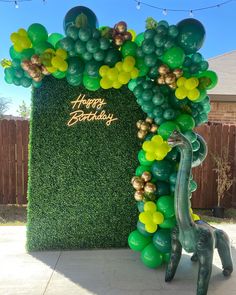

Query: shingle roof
[[208, 50, 236, 96]]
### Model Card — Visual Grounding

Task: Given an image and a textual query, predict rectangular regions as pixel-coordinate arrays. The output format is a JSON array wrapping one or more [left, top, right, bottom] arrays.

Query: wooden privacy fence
[[0, 120, 29, 204], [191, 122, 236, 209], [0, 120, 235, 208]]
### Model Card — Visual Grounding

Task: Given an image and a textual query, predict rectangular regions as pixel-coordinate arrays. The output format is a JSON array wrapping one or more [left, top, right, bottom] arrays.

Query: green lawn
[[0, 205, 235, 226]]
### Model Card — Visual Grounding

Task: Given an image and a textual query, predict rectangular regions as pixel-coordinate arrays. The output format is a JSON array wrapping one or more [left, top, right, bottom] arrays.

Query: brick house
[[208, 51, 236, 123]]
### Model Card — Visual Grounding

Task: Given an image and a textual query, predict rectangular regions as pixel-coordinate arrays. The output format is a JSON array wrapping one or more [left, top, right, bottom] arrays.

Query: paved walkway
[[0, 225, 235, 295]]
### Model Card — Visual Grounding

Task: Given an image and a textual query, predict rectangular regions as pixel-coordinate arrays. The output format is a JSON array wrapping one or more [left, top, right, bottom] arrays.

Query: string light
[[14, 1, 18, 8], [134, 0, 235, 16], [0, 0, 32, 4]]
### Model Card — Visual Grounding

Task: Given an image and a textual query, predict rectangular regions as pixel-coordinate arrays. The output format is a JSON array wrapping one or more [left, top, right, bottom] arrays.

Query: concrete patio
[[0, 225, 235, 295]]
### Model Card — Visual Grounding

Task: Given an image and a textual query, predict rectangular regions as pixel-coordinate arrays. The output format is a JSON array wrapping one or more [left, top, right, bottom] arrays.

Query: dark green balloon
[[66, 73, 83, 86], [63, 6, 98, 32], [34, 41, 53, 54], [137, 201, 145, 212], [136, 58, 149, 77], [67, 57, 84, 75], [142, 39, 155, 55], [66, 25, 80, 40], [32, 80, 42, 88], [153, 229, 171, 253], [59, 37, 75, 52], [141, 243, 163, 268], [177, 18, 206, 54], [75, 39, 86, 54], [99, 37, 110, 50], [104, 49, 121, 66], [84, 60, 100, 77], [159, 216, 176, 229], [79, 27, 92, 42], [128, 230, 152, 252], [86, 38, 100, 53], [137, 221, 153, 237], [93, 50, 105, 61], [156, 181, 170, 196], [28, 23, 48, 44], [151, 160, 173, 182], [20, 77, 32, 88]]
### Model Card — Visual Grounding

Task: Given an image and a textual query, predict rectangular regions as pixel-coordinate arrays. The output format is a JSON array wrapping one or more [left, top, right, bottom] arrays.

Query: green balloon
[[28, 23, 48, 44], [32, 80, 42, 88], [163, 252, 171, 263], [177, 19, 205, 54], [34, 41, 53, 54], [137, 201, 144, 212], [128, 230, 152, 251], [135, 165, 151, 176], [156, 181, 170, 196], [128, 79, 138, 91], [52, 70, 66, 79], [104, 48, 121, 67], [197, 70, 218, 90], [48, 33, 64, 47], [136, 58, 149, 77], [162, 46, 185, 69], [84, 60, 100, 77], [175, 114, 195, 132], [86, 38, 100, 54], [20, 48, 35, 61], [137, 221, 153, 237], [83, 75, 100, 91], [59, 37, 75, 52], [121, 41, 138, 57], [157, 195, 175, 219], [4, 75, 13, 84], [158, 121, 180, 140], [138, 149, 153, 166], [134, 33, 144, 46], [66, 25, 80, 40], [75, 39, 86, 54], [20, 77, 32, 88], [141, 243, 163, 268], [66, 74, 83, 86], [159, 216, 176, 229], [67, 57, 84, 75], [9, 46, 22, 59], [153, 229, 171, 254], [151, 160, 173, 182]]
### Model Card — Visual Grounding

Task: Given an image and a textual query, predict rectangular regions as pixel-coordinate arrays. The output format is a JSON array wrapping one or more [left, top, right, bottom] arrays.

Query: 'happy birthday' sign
[[67, 94, 118, 127]]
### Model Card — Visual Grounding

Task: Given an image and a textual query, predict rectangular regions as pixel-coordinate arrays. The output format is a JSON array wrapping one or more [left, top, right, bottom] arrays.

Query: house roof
[[208, 50, 236, 100]]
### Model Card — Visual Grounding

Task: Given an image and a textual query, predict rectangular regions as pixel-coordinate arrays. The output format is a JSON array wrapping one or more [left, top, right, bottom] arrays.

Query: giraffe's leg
[[196, 229, 214, 295], [165, 226, 182, 282], [215, 229, 233, 276], [191, 252, 198, 262]]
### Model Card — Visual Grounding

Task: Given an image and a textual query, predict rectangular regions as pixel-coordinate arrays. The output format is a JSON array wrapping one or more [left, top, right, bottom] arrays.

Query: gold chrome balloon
[[144, 182, 156, 193], [141, 171, 152, 182], [158, 64, 170, 75], [134, 190, 144, 201], [132, 178, 145, 190]]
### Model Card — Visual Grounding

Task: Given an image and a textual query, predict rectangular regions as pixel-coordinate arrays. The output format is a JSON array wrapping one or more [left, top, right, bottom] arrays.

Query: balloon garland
[[2, 6, 217, 269]]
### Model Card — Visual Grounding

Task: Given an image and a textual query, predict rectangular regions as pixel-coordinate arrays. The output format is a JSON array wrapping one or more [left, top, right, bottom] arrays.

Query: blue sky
[[0, 0, 236, 115]]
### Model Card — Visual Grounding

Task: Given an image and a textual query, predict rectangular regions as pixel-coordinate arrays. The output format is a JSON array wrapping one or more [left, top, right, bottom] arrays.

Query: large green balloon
[[175, 114, 195, 132], [66, 73, 83, 86], [159, 216, 176, 229], [121, 41, 138, 57], [28, 23, 48, 44], [9, 46, 22, 59], [135, 165, 151, 176], [128, 230, 152, 251], [158, 121, 180, 140], [63, 6, 98, 32], [197, 70, 218, 90], [20, 48, 35, 61], [134, 33, 144, 46], [156, 181, 170, 196], [151, 160, 173, 182], [162, 46, 185, 69], [67, 57, 84, 75], [157, 195, 175, 219], [153, 229, 171, 253], [52, 70, 66, 79], [141, 243, 163, 268], [177, 19, 205, 54], [48, 33, 64, 47], [34, 41, 53, 55]]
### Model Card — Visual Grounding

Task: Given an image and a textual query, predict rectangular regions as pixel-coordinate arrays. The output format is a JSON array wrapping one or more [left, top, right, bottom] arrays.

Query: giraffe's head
[[167, 130, 190, 147]]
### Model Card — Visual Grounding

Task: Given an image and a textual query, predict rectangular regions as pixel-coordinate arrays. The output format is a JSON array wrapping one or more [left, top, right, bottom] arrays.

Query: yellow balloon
[[115, 61, 123, 72], [131, 68, 139, 79], [112, 80, 122, 89], [128, 29, 136, 41], [152, 211, 164, 224], [100, 77, 112, 89], [122, 56, 135, 72], [56, 48, 67, 59], [18, 28, 28, 37], [58, 61, 68, 72], [146, 152, 156, 161], [145, 222, 158, 233], [184, 77, 199, 90], [139, 212, 152, 224], [107, 68, 118, 81], [188, 88, 200, 101], [51, 56, 62, 68], [10, 33, 18, 43], [118, 71, 130, 84], [176, 77, 187, 87], [45, 48, 55, 54], [152, 135, 163, 145], [144, 201, 156, 213], [124, 56, 136, 66], [46, 66, 57, 73], [175, 87, 188, 100], [14, 43, 23, 52], [142, 141, 153, 152], [99, 65, 109, 77]]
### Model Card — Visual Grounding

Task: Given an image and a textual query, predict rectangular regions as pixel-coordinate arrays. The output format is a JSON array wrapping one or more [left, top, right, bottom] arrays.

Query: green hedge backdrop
[[27, 76, 145, 251]]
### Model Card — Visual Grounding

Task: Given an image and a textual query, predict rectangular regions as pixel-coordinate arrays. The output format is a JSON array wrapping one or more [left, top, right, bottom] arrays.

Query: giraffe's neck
[[175, 141, 196, 252]]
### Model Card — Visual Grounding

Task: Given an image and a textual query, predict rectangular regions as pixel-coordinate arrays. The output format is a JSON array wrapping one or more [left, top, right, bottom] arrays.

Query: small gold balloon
[[31, 54, 41, 65], [140, 122, 149, 131], [33, 75, 43, 82], [131, 176, 140, 184], [165, 73, 176, 85], [144, 182, 156, 193], [134, 190, 144, 201], [150, 124, 157, 133], [157, 76, 165, 85], [158, 64, 170, 75], [145, 117, 153, 124], [141, 171, 152, 182], [114, 34, 124, 46], [133, 179, 145, 190], [137, 130, 147, 139], [136, 120, 143, 129], [173, 68, 183, 78], [115, 21, 127, 33], [21, 60, 31, 71], [41, 66, 50, 76], [169, 82, 177, 89]]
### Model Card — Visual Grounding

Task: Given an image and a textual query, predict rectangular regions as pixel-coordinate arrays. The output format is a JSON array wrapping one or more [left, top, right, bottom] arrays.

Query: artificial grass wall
[[27, 76, 144, 251]]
